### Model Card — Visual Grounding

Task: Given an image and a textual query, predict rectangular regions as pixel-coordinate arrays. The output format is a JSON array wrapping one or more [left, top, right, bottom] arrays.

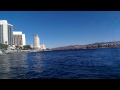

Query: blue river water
[[0, 48, 120, 79]]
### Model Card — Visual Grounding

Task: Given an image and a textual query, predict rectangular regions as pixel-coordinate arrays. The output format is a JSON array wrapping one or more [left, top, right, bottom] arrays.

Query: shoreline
[[51, 47, 120, 51]]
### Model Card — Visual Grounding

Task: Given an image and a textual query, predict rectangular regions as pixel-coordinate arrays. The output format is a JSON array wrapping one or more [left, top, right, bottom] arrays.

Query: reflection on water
[[0, 55, 11, 79], [0, 52, 43, 79], [0, 53, 28, 79]]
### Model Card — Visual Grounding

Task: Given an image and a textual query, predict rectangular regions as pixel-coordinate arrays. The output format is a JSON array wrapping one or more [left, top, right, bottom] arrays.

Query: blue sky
[[0, 11, 120, 48]]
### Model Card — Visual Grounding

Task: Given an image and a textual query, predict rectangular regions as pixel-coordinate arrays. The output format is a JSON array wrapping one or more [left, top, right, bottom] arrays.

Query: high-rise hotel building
[[0, 20, 13, 45], [0, 20, 26, 46], [33, 34, 40, 49], [13, 31, 26, 46]]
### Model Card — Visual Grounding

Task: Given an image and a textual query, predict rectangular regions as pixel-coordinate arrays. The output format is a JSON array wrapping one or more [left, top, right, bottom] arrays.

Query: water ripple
[[0, 48, 120, 79]]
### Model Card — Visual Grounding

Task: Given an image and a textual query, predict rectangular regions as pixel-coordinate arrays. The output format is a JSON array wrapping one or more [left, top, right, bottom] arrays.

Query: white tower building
[[33, 34, 40, 49], [0, 20, 13, 45]]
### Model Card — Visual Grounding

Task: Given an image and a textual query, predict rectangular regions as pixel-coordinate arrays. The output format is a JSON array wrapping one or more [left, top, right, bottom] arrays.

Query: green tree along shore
[[0, 44, 32, 50], [0, 44, 8, 49], [15, 45, 32, 50], [23, 45, 32, 50]]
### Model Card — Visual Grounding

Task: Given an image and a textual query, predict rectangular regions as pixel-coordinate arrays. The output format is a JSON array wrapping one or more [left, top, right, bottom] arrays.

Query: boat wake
[[0, 50, 6, 55]]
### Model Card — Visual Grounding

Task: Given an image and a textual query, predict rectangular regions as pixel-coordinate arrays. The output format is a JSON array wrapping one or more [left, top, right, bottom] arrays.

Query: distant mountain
[[51, 41, 120, 50], [51, 45, 86, 50]]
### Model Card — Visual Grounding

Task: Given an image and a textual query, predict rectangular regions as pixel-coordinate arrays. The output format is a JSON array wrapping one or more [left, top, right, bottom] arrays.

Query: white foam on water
[[0, 50, 3, 54]]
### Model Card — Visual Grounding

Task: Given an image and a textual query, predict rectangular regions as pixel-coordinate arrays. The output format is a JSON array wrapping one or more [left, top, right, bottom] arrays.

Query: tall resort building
[[13, 31, 26, 46], [33, 34, 40, 49], [0, 20, 13, 45]]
